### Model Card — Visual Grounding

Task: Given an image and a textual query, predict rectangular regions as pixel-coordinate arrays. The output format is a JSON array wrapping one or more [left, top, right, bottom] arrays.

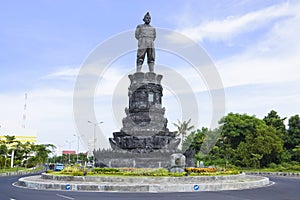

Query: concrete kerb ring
[[73, 28, 225, 160]]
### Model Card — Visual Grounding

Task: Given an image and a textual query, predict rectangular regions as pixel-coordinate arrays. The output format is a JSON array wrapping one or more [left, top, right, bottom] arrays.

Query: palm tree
[[173, 119, 195, 150], [2, 135, 19, 168], [0, 141, 8, 169], [20, 142, 34, 168], [34, 144, 55, 165]]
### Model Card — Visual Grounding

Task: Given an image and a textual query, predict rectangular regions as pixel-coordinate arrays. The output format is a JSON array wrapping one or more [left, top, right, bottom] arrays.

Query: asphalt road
[[1, 174, 300, 200]]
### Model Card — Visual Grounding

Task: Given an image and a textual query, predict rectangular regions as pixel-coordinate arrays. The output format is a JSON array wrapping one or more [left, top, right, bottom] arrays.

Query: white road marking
[[56, 194, 75, 200]]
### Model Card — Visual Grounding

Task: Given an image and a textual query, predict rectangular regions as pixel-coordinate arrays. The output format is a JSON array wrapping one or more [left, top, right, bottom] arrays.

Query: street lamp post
[[73, 134, 80, 163], [65, 140, 74, 164], [87, 121, 103, 166]]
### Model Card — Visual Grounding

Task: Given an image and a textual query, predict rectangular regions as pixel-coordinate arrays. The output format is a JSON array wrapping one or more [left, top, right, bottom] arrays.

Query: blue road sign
[[66, 184, 71, 190], [194, 184, 199, 191]]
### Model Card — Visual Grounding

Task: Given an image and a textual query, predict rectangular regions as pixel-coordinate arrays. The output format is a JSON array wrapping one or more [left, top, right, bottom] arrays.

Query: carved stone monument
[[95, 13, 180, 168], [109, 72, 180, 153]]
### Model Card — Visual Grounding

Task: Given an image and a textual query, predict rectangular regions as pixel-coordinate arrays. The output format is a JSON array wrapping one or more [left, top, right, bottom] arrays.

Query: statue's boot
[[148, 63, 154, 72], [136, 65, 142, 72]]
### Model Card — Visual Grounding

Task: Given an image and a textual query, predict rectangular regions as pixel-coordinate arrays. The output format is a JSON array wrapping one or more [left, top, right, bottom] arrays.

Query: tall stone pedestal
[[109, 72, 180, 153], [95, 72, 180, 168]]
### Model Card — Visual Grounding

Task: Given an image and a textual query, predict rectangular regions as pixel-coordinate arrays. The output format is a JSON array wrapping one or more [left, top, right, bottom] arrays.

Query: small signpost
[[66, 184, 71, 190], [193, 184, 199, 191]]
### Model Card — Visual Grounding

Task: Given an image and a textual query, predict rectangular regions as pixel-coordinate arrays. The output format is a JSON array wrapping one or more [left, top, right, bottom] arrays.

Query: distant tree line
[[181, 110, 300, 168], [47, 153, 90, 165]]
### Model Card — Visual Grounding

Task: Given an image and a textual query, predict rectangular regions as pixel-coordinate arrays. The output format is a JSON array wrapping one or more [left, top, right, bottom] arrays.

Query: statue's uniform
[[135, 24, 156, 71]]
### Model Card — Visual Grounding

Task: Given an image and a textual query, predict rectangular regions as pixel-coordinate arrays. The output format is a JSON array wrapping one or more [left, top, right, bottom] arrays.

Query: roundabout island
[[16, 171, 270, 192]]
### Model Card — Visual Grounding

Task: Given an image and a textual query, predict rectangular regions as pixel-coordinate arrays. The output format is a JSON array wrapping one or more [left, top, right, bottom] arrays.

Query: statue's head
[[143, 12, 151, 24]]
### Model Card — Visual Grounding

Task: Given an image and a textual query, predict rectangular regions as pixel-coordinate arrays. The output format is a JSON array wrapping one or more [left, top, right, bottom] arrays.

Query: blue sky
[[0, 0, 300, 152]]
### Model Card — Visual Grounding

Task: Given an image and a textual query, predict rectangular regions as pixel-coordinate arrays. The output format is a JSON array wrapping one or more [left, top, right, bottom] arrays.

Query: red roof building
[[62, 150, 76, 155]]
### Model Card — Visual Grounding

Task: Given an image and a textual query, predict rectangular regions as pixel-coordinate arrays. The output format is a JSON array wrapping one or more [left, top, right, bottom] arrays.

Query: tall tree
[[292, 145, 300, 161], [218, 113, 284, 167], [34, 144, 55, 164], [286, 115, 300, 151], [19, 142, 35, 167], [219, 113, 265, 149], [173, 119, 195, 149], [0, 140, 8, 168], [263, 110, 286, 136], [2, 135, 19, 168], [3, 135, 17, 145], [183, 127, 207, 152], [0, 140, 7, 156], [237, 124, 283, 168], [263, 110, 287, 163]]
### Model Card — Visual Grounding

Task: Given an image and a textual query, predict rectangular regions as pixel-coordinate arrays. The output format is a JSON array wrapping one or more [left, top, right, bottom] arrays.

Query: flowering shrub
[[51, 166, 238, 176], [185, 167, 217, 173], [61, 166, 85, 176], [121, 168, 185, 177], [184, 167, 239, 176], [58, 167, 186, 176], [92, 167, 120, 174]]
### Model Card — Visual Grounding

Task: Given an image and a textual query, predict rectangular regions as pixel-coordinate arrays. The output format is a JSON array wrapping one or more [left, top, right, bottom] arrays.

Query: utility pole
[[73, 134, 80, 163], [87, 121, 103, 152]]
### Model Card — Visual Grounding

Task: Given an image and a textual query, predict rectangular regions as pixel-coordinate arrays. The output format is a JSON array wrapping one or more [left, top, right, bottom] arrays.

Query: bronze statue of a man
[[135, 12, 156, 72]]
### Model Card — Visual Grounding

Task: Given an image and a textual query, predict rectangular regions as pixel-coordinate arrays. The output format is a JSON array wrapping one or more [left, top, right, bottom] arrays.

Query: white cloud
[[0, 93, 25, 130], [217, 14, 300, 88], [210, 6, 300, 120], [178, 2, 298, 42], [43, 67, 80, 80], [161, 1, 300, 90], [30, 88, 73, 98], [224, 82, 300, 122], [167, 1, 300, 123]]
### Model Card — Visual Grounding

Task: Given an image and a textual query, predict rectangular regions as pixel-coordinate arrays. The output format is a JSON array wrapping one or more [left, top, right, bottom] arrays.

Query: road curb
[[246, 172, 300, 177], [16, 173, 270, 192], [0, 169, 44, 177]]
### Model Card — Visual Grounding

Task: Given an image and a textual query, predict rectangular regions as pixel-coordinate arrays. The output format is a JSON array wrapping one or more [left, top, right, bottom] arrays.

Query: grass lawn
[[0, 166, 44, 173]]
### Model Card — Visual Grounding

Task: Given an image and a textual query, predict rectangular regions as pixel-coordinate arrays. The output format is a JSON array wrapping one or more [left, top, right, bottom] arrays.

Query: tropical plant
[[286, 115, 300, 151], [173, 119, 195, 149]]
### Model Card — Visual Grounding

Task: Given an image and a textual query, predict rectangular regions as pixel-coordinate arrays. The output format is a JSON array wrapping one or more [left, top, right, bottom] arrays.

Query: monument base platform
[[94, 149, 177, 168]]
